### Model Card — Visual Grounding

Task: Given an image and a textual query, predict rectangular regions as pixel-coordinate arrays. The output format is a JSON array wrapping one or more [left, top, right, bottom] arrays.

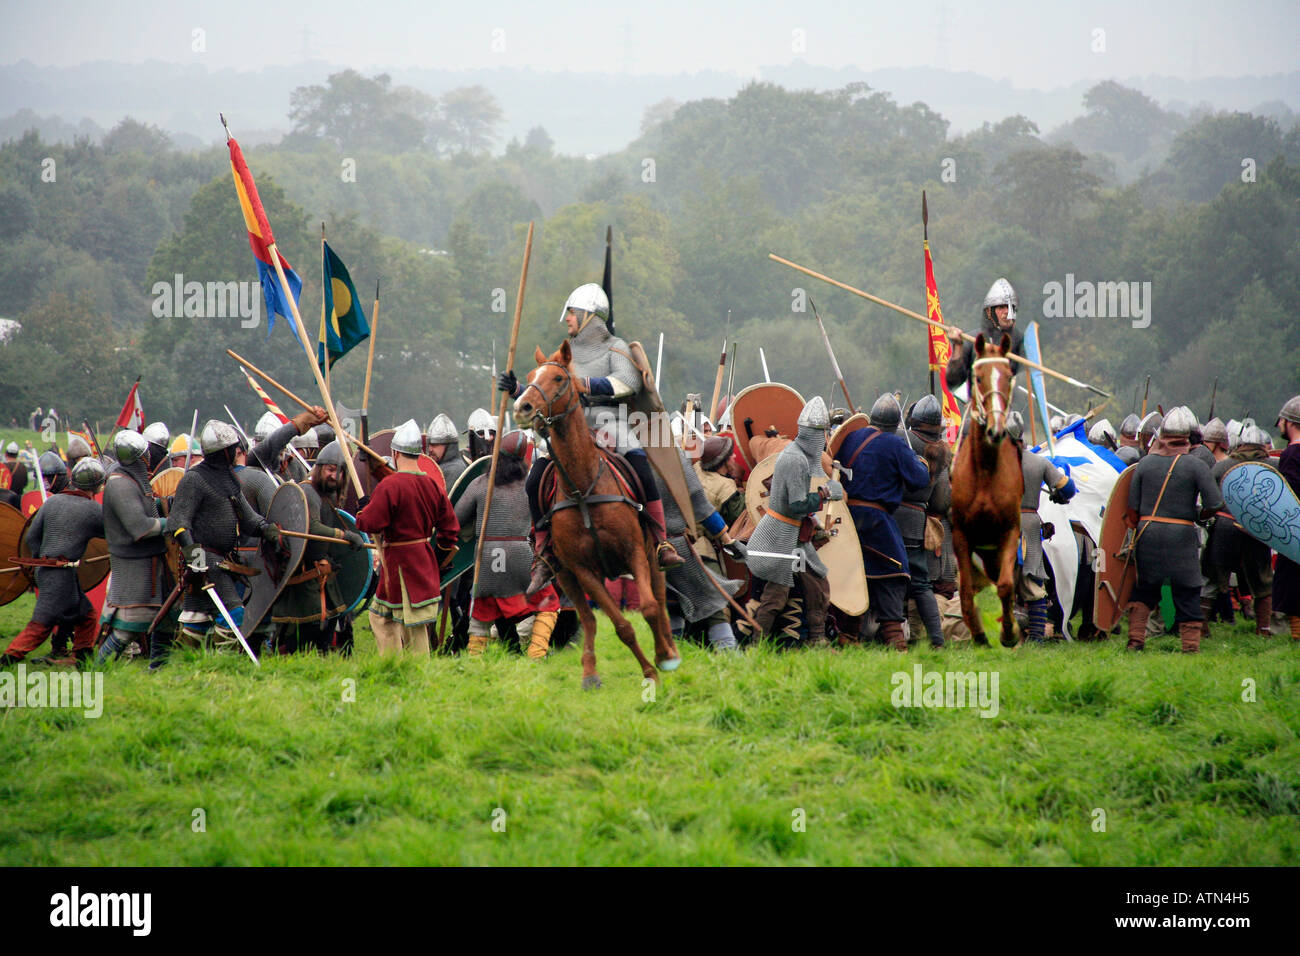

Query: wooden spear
[[278, 528, 378, 549], [468, 221, 534, 621], [226, 348, 389, 466], [769, 253, 1111, 397], [361, 279, 379, 446], [708, 334, 727, 424]]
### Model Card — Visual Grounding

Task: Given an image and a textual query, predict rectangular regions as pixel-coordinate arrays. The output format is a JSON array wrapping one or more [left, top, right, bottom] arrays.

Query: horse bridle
[[517, 361, 580, 434], [970, 355, 1012, 432]]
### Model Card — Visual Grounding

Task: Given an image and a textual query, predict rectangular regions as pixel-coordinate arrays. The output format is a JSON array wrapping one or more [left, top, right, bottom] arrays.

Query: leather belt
[[483, 534, 529, 542], [383, 538, 429, 547], [848, 498, 888, 512], [1021, 507, 1040, 514], [1139, 515, 1194, 526], [286, 558, 337, 621], [899, 501, 925, 512], [766, 509, 801, 527], [1216, 511, 1236, 520]]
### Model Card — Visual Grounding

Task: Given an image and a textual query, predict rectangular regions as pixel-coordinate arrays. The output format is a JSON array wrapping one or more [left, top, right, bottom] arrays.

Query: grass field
[[1, 590, 1297, 866]]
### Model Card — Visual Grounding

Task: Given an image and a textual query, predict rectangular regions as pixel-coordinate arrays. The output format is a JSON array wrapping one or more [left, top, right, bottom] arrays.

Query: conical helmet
[[983, 278, 1018, 321], [1119, 413, 1140, 439], [254, 412, 281, 442], [71, 457, 106, 491], [391, 419, 424, 455], [908, 394, 943, 428], [1005, 410, 1025, 441], [142, 421, 170, 448], [796, 396, 829, 430], [1201, 417, 1227, 444], [427, 413, 458, 444], [559, 283, 609, 325], [316, 440, 347, 468], [868, 392, 901, 430], [199, 420, 240, 455], [1159, 406, 1197, 438]]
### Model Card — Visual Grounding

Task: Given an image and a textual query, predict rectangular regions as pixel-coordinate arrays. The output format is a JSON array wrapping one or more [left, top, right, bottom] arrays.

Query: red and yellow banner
[[924, 239, 963, 437]]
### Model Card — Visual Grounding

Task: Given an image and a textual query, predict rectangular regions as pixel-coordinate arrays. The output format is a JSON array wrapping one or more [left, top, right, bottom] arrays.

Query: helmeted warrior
[[66, 433, 93, 470], [272, 439, 365, 653], [1124, 406, 1223, 653], [464, 407, 496, 463], [356, 419, 460, 654], [142, 421, 171, 475], [1200, 418, 1230, 461], [97, 430, 173, 667], [1116, 413, 1141, 465], [1, 458, 106, 666], [0, 442, 23, 509], [1203, 423, 1275, 635], [498, 282, 686, 595], [1138, 411, 1163, 457], [1088, 418, 1119, 452], [900, 394, 953, 647], [38, 451, 69, 496], [746, 397, 842, 646], [240, 407, 326, 514], [166, 420, 282, 659], [1272, 396, 1300, 642], [654, 445, 747, 652], [838, 396, 932, 651], [693, 435, 746, 527], [945, 278, 1025, 392], [286, 426, 319, 481], [1006, 411, 1077, 643], [454, 430, 559, 659], [426, 414, 466, 487]]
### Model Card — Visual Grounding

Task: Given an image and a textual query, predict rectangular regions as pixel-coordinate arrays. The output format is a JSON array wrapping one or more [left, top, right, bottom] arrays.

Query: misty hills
[[2, 58, 1297, 157]]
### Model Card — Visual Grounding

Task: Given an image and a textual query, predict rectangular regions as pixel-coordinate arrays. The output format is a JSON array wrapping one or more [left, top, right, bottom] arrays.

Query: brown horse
[[513, 340, 680, 689], [950, 332, 1024, 647]]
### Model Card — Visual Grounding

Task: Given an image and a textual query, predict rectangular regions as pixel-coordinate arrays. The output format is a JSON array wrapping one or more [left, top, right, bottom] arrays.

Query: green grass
[[1, 592, 1297, 865]]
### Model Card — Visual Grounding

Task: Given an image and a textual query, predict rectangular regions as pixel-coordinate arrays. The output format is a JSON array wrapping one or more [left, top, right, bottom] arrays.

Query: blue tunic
[[837, 427, 931, 578]]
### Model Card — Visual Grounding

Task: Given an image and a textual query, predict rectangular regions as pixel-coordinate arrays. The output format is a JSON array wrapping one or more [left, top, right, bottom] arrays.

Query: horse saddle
[[539, 449, 647, 530]]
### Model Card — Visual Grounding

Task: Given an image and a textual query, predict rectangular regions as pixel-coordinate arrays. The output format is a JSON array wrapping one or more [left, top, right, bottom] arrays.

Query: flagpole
[[923, 191, 935, 398], [469, 221, 534, 622], [264, 242, 365, 498], [320, 223, 330, 395], [769, 253, 1111, 397], [361, 279, 379, 446]]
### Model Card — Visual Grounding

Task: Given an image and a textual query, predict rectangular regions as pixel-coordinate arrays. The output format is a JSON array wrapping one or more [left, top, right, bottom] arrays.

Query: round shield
[[730, 383, 805, 469], [1093, 464, 1138, 632], [416, 454, 447, 494], [342, 427, 394, 513], [810, 471, 868, 616], [441, 456, 492, 587], [242, 482, 310, 637], [0, 502, 32, 606], [829, 413, 872, 461], [743, 454, 780, 528], [335, 510, 376, 615], [151, 467, 184, 517], [20, 490, 43, 518]]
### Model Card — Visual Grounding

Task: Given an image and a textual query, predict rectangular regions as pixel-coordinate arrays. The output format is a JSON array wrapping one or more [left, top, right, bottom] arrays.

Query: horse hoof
[[973, 633, 990, 647], [582, 675, 602, 690], [658, 656, 681, 672]]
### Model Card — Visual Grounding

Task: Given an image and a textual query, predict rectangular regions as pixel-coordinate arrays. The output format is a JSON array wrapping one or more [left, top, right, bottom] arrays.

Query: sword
[[685, 544, 761, 632], [654, 332, 664, 393], [184, 409, 198, 470], [26, 441, 47, 503], [202, 582, 260, 665], [759, 347, 771, 383], [224, 404, 282, 487]]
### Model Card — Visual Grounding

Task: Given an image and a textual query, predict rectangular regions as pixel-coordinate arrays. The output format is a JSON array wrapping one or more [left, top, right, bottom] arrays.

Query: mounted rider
[[427, 414, 466, 487], [498, 282, 686, 595], [945, 278, 1025, 392]]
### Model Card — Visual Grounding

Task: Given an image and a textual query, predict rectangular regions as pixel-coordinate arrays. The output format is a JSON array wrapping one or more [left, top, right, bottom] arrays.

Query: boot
[[753, 581, 791, 638], [96, 630, 130, 666], [880, 620, 907, 652], [467, 632, 489, 656], [1200, 597, 1216, 640], [1179, 620, 1202, 654], [1254, 595, 1273, 636], [1126, 603, 1150, 651], [526, 528, 557, 596], [526, 611, 556, 660], [1290, 616, 1300, 641], [643, 499, 686, 569], [1025, 598, 1049, 644], [706, 621, 739, 652]]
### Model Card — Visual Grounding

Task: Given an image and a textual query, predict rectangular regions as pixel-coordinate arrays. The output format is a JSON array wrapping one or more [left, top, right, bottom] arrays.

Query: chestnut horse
[[514, 340, 680, 688], [950, 333, 1024, 647]]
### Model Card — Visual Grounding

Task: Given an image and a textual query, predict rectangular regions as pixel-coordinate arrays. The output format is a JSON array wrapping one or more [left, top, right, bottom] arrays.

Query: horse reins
[[969, 356, 1012, 432], [517, 361, 580, 434]]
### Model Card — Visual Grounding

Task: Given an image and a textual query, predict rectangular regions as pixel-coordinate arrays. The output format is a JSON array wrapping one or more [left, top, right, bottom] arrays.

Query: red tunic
[[356, 470, 460, 615]]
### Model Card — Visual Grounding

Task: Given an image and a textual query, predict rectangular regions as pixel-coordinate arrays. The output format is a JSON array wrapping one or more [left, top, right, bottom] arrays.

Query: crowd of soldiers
[[1, 277, 1298, 670]]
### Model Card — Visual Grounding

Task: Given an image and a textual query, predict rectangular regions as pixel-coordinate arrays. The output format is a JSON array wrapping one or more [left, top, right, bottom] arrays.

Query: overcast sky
[[4, 0, 1296, 85]]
